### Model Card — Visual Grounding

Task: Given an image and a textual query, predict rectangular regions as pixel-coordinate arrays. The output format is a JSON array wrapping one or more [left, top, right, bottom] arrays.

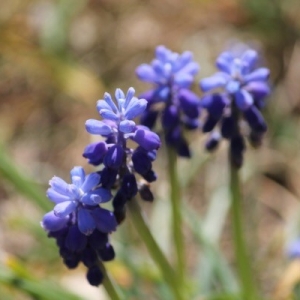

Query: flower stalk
[[229, 162, 257, 300], [166, 146, 185, 284], [98, 261, 122, 300], [127, 197, 183, 300]]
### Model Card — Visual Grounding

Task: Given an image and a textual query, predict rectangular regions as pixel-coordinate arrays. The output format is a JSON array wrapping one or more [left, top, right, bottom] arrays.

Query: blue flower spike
[[84, 87, 161, 224], [43, 87, 161, 287], [136, 45, 201, 157], [41, 166, 117, 286], [199, 47, 271, 168]]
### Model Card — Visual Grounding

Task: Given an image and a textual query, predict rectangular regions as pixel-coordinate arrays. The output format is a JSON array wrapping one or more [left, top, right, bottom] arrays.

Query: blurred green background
[[0, 0, 300, 299]]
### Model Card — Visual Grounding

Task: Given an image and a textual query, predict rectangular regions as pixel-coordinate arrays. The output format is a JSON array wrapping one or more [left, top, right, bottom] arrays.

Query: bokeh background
[[0, 0, 300, 299]]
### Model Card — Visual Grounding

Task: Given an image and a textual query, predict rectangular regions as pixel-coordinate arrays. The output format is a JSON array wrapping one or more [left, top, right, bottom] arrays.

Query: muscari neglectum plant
[[200, 48, 270, 167], [200, 47, 271, 300], [136, 46, 201, 284], [41, 88, 163, 297], [41, 44, 272, 300]]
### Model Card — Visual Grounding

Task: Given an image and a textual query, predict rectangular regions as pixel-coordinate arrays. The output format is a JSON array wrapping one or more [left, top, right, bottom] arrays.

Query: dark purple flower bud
[[132, 149, 152, 175], [88, 230, 108, 251], [81, 247, 98, 267], [55, 237, 65, 249], [243, 106, 267, 133], [120, 173, 138, 199], [178, 89, 200, 119], [48, 226, 68, 238], [134, 146, 157, 161], [204, 94, 227, 120], [202, 115, 219, 133], [140, 110, 159, 129], [83, 142, 107, 166], [86, 265, 103, 286], [142, 169, 157, 182], [99, 168, 118, 188], [177, 138, 191, 158], [113, 205, 126, 224], [98, 244, 115, 261], [248, 130, 263, 148], [165, 126, 180, 146], [230, 135, 245, 155], [132, 128, 161, 151], [63, 255, 81, 269], [59, 246, 73, 259], [142, 170, 157, 182], [221, 115, 237, 139], [165, 127, 191, 157], [104, 145, 124, 169], [205, 132, 221, 152], [113, 190, 127, 209], [65, 225, 87, 253], [139, 183, 154, 202], [60, 246, 81, 268], [50, 229, 68, 247], [230, 135, 245, 168], [162, 105, 180, 130], [105, 134, 116, 144]]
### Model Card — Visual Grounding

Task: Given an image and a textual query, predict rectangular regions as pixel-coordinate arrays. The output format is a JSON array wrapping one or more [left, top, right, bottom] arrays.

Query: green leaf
[[293, 282, 300, 300], [0, 265, 83, 300], [184, 205, 239, 295], [0, 145, 51, 212]]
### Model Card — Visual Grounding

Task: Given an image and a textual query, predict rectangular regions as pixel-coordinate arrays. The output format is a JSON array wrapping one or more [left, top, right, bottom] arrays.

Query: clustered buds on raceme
[[136, 45, 200, 157], [41, 87, 161, 286], [84, 87, 161, 223], [41, 167, 117, 286], [199, 48, 271, 168]]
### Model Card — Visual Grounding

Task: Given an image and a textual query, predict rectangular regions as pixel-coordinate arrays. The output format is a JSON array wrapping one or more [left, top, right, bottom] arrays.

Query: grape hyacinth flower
[[287, 238, 300, 259], [84, 87, 161, 223], [41, 166, 117, 286], [136, 45, 200, 157], [199, 48, 271, 167]]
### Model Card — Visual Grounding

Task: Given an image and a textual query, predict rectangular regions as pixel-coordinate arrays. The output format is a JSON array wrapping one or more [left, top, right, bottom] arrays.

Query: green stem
[[166, 147, 185, 283], [230, 163, 257, 300], [127, 198, 183, 300], [98, 261, 122, 300]]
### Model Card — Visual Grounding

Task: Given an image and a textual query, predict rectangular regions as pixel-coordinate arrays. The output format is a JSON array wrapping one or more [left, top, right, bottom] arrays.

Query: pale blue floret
[[136, 45, 199, 90], [287, 239, 300, 258], [46, 166, 116, 235], [85, 120, 113, 136], [85, 87, 161, 153], [85, 87, 148, 137], [200, 49, 270, 111]]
